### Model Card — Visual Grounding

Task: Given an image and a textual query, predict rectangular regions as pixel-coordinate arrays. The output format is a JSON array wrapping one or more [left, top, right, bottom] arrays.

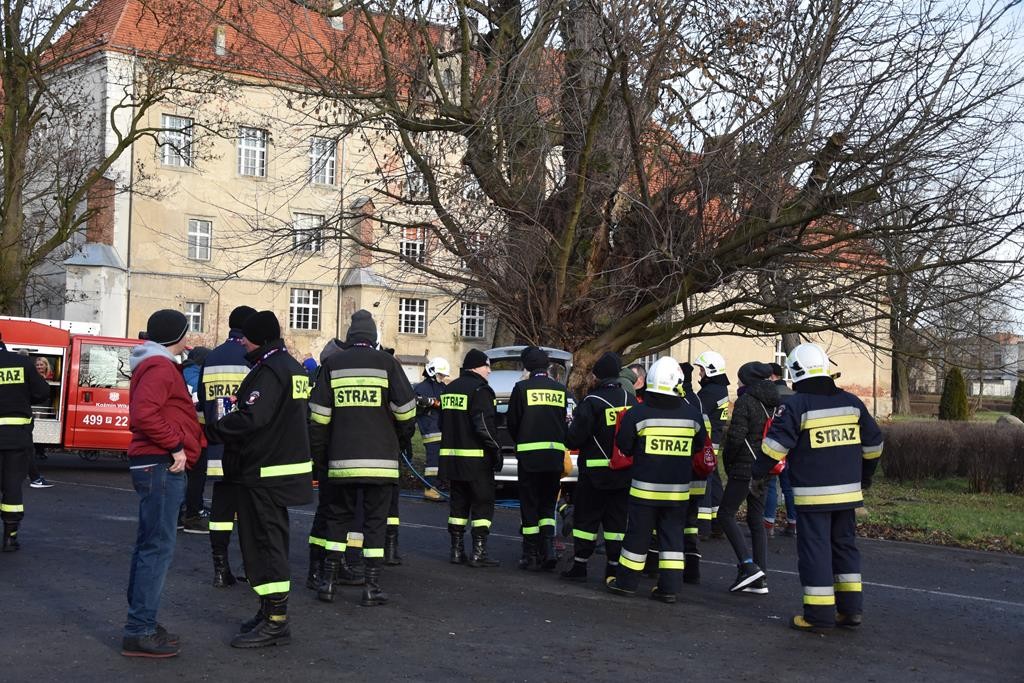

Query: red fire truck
[[0, 317, 138, 458]]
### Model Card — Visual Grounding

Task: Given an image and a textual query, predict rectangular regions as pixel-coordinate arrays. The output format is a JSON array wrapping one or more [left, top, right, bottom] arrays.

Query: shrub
[[1012, 380, 1024, 421], [965, 424, 1015, 493], [881, 422, 959, 483], [938, 368, 969, 421]]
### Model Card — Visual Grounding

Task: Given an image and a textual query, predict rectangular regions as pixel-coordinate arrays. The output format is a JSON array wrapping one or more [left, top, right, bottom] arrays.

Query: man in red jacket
[[122, 310, 204, 659]]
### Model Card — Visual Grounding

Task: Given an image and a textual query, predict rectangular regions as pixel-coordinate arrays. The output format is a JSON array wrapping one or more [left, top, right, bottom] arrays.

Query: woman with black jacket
[[719, 361, 780, 594]]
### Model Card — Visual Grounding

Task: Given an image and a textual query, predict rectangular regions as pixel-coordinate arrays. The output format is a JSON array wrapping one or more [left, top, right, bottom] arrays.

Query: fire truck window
[[79, 344, 132, 389]]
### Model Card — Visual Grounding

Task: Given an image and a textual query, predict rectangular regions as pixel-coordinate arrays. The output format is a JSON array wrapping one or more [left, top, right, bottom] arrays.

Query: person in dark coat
[[719, 361, 780, 595]]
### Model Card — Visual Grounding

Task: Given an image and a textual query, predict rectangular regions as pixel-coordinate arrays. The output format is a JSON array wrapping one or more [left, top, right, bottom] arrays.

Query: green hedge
[[881, 421, 1024, 494], [938, 368, 969, 421]]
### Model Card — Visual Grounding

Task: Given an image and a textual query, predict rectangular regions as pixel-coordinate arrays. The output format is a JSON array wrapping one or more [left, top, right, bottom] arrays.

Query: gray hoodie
[[130, 340, 177, 371]]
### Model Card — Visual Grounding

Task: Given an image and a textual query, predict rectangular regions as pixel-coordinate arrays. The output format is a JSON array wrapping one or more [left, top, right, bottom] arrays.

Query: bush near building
[[1012, 380, 1024, 421], [938, 367, 970, 420]]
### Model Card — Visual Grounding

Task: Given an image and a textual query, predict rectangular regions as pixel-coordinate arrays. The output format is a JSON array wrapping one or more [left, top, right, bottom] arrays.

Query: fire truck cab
[[0, 317, 136, 455]]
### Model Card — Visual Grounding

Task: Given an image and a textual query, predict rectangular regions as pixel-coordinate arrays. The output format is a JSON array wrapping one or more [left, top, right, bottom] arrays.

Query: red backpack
[[753, 403, 786, 475], [692, 436, 717, 478]]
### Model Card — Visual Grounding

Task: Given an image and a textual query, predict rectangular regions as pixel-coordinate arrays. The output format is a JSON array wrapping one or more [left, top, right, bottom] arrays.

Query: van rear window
[[79, 344, 132, 389]]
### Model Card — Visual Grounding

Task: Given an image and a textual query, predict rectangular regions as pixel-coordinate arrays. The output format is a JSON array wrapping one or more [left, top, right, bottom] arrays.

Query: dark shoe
[[604, 562, 618, 581], [783, 522, 797, 538], [605, 577, 635, 597], [741, 577, 769, 594], [763, 519, 775, 538], [468, 534, 499, 568], [539, 532, 557, 571], [156, 624, 180, 646], [683, 553, 701, 585], [317, 558, 340, 602], [2, 523, 19, 552], [729, 562, 765, 592], [231, 596, 290, 648], [212, 550, 237, 587], [560, 559, 588, 582], [182, 511, 210, 534], [121, 632, 179, 658], [306, 545, 324, 590], [449, 531, 467, 565], [384, 529, 402, 566], [239, 598, 268, 634], [650, 587, 677, 604], [791, 615, 833, 633], [360, 566, 388, 606], [336, 555, 365, 586], [518, 538, 543, 572], [836, 612, 863, 628]]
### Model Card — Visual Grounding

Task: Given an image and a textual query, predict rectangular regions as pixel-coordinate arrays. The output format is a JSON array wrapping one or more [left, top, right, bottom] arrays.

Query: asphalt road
[[1, 456, 1022, 682]]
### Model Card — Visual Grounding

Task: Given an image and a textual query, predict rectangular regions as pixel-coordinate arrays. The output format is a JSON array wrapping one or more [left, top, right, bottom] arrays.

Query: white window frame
[[160, 115, 193, 167], [238, 126, 268, 177], [460, 302, 486, 339], [184, 302, 204, 333], [187, 218, 212, 261], [405, 155, 431, 197], [309, 136, 337, 185], [460, 231, 482, 269], [293, 213, 324, 253], [398, 298, 427, 335], [774, 340, 790, 380], [400, 225, 427, 263], [289, 288, 322, 331]]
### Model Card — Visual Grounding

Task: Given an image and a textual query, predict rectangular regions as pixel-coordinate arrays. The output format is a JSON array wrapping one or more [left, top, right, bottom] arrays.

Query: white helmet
[[787, 343, 830, 383], [646, 357, 684, 396], [693, 350, 726, 377], [425, 357, 451, 378]]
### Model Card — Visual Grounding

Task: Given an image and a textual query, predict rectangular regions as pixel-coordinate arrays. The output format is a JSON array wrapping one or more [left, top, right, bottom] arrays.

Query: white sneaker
[[30, 477, 54, 489]]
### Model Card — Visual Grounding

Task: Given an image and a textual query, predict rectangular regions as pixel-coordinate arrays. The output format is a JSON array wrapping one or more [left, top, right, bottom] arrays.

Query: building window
[[400, 225, 427, 263], [289, 288, 321, 330], [160, 115, 193, 167], [460, 231, 482, 269], [214, 26, 227, 56], [309, 137, 336, 185], [460, 302, 486, 339], [774, 340, 790, 380], [399, 298, 426, 335], [187, 219, 212, 261], [293, 213, 324, 253], [184, 302, 204, 333], [238, 127, 268, 177], [405, 155, 431, 197]]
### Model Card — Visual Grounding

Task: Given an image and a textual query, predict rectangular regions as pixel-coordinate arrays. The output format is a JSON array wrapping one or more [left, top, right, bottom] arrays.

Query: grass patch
[[858, 474, 1024, 553], [887, 411, 1008, 423]]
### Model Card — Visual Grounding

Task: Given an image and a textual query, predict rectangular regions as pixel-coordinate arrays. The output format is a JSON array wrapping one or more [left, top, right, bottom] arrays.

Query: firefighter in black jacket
[[414, 357, 450, 501], [561, 352, 636, 582], [692, 351, 729, 537], [507, 346, 568, 571], [439, 348, 501, 568], [210, 311, 314, 648], [198, 304, 255, 587], [606, 357, 707, 603], [309, 310, 417, 606], [0, 334, 50, 551], [757, 343, 884, 632]]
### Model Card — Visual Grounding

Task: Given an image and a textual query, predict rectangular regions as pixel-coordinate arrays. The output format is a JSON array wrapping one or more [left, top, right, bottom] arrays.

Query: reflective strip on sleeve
[[862, 442, 883, 459], [0, 417, 32, 425], [422, 432, 442, 443], [697, 507, 713, 521], [793, 482, 862, 507], [260, 460, 312, 478], [0, 503, 24, 512], [440, 448, 485, 457], [761, 437, 789, 460], [207, 458, 224, 477], [689, 480, 707, 495], [619, 548, 647, 571], [471, 519, 492, 528], [684, 527, 698, 535], [252, 580, 290, 596], [516, 441, 566, 452], [424, 467, 439, 476], [573, 528, 598, 541], [585, 458, 610, 468], [209, 521, 234, 531], [391, 398, 417, 421]]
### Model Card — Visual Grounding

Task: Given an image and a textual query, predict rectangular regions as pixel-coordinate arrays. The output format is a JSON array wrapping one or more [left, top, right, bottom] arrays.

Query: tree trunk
[[891, 350, 913, 414]]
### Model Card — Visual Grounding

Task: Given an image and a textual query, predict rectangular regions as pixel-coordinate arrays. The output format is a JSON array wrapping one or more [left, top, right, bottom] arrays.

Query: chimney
[[86, 176, 115, 245]]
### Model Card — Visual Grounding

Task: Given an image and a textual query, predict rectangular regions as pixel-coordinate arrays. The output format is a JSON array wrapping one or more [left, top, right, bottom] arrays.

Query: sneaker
[[30, 477, 54, 489], [423, 487, 443, 502], [182, 511, 210, 534], [729, 562, 765, 592], [763, 520, 775, 538], [156, 624, 180, 646], [121, 632, 180, 658], [741, 577, 769, 594]]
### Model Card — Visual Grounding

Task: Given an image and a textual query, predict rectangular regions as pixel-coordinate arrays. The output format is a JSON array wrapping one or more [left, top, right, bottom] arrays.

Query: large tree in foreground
[[208, 0, 1024, 382]]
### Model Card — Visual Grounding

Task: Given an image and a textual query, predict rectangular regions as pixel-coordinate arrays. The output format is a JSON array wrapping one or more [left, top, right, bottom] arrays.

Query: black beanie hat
[[521, 346, 549, 372], [345, 309, 377, 345], [593, 351, 622, 379], [146, 309, 190, 347], [462, 348, 490, 370], [242, 310, 281, 346], [769, 362, 784, 377], [737, 361, 773, 386], [228, 305, 257, 330]]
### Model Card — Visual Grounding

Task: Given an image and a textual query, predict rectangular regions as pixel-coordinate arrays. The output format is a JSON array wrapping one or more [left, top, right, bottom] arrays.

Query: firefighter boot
[[212, 550, 237, 588], [468, 532, 499, 568], [560, 558, 588, 582], [449, 530, 467, 564], [317, 557, 340, 602], [231, 595, 290, 648], [239, 597, 269, 634], [360, 565, 389, 606], [518, 537, 543, 572], [540, 528, 558, 571], [384, 528, 402, 566], [306, 545, 324, 590], [2, 523, 19, 552], [683, 553, 701, 585], [336, 554, 365, 585]]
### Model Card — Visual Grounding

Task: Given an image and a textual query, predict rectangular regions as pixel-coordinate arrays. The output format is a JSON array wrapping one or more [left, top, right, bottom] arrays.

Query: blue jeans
[[763, 468, 796, 524], [125, 462, 185, 637]]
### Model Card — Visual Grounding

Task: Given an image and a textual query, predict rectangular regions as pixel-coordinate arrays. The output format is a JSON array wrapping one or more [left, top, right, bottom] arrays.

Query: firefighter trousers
[[387, 483, 400, 531], [236, 486, 291, 598], [617, 501, 686, 594], [684, 477, 708, 559], [209, 480, 239, 552], [324, 484, 390, 567], [571, 475, 627, 567], [798, 508, 862, 625], [699, 467, 723, 534], [423, 441, 441, 480], [309, 479, 342, 552], [447, 476, 495, 536], [0, 448, 28, 522], [518, 470, 560, 539]]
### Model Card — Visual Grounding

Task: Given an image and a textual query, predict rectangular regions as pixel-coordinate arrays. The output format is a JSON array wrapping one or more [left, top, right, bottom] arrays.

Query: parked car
[[483, 346, 578, 484]]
